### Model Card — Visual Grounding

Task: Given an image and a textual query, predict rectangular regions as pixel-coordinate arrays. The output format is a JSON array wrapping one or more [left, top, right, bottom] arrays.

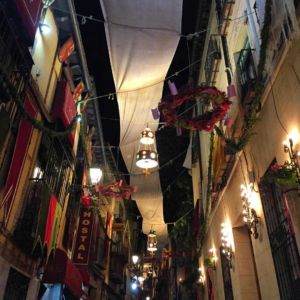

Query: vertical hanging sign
[[73, 208, 95, 265]]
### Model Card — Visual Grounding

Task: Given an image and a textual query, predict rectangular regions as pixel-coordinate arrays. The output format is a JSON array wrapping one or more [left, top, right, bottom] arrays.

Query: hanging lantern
[[136, 150, 158, 169], [136, 127, 158, 169], [147, 230, 158, 252], [140, 128, 154, 145]]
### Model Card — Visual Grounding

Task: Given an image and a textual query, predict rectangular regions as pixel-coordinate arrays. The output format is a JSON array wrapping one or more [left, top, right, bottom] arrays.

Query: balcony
[[204, 35, 222, 86], [13, 180, 45, 256], [215, 0, 235, 34], [90, 236, 108, 275], [211, 135, 236, 208], [0, 2, 33, 102], [237, 47, 257, 106], [110, 244, 128, 284]]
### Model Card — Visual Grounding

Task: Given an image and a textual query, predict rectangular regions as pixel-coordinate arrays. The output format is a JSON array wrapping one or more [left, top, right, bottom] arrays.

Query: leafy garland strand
[[198, 132, 214, 256], [0, 70, 78, 137], [216, 0, 272, 154]]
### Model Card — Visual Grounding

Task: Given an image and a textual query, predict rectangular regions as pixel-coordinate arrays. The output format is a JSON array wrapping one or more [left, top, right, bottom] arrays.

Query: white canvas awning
[[100, 0, 183, 244]]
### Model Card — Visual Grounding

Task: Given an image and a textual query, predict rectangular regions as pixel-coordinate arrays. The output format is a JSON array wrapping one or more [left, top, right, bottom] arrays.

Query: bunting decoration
[[159, 86, 231, 132], [168, 80, 178, 96], [151, 107, 160, 120], [96, 180, 137, 200]]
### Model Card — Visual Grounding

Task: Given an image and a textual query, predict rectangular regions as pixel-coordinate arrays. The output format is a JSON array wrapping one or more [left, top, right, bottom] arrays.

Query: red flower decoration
[[159, 86, 232, 132]]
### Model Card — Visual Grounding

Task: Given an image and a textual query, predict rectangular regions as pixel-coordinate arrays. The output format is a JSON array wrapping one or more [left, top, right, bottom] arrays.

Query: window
[[38, 135, 74, 206], [3, 268, 30, 300], [237, 39, 256, 104], [0, 4, 33, 191], [259, 164, 300, 300]]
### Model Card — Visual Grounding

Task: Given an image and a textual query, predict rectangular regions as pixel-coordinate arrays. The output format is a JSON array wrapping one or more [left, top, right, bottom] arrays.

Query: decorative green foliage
[[0, 68, 78, 137], [215, 0, 272, 155], [169, 214, 193, 252], [204, 257, 215, 268], [266, 161, 298, 187]]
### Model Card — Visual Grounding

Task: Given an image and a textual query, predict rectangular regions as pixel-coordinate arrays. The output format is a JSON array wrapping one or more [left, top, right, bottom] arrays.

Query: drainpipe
[[66, 0, 107, 167]]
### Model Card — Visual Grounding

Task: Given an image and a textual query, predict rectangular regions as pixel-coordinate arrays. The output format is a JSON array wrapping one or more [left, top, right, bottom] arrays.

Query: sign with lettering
[[73, 208, 94, 265]]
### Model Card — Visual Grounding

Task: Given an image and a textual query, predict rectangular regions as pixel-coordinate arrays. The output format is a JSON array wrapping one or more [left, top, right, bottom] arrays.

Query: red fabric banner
[[3, 92, 37, 226], [52, 81, 77, 145], [15, 0, 43, 43], [44, 195, 57, 246], [105, 212, 112, 256]]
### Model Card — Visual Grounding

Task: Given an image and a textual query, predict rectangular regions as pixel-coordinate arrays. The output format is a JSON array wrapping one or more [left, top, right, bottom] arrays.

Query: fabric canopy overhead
[[100, 0, 183, 244]]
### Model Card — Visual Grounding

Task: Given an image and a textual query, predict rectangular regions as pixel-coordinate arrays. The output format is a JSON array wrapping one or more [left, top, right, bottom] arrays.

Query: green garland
[[215, 0, 272, 154], [0, 70, 78, 137], [190, 0, 273, 270], [197, 132, 214, 256]]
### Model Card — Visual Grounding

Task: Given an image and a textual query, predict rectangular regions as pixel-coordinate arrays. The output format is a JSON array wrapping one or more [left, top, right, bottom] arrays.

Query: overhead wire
[[53, 6, 256, 41], [51, 6, 258, 107], [270, 78, 288, 135]]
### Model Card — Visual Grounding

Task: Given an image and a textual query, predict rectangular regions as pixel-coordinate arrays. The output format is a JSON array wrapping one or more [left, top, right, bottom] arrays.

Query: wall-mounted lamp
[[39, 22, 51, 34], [241, 184, 260, 239], [132, 255, 139, 265], [198, 267, 205, 284], [89, 167, 103, 185], [220, 223, 233, 268]]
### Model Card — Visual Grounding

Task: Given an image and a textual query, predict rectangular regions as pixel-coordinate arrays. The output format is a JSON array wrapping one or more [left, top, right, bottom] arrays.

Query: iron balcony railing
[[13, 179, 45, 256], [215, 0, 235, 27], [204, 35, 222, 85], [237, 47, 257, 105], [0, 2, 33, 102]]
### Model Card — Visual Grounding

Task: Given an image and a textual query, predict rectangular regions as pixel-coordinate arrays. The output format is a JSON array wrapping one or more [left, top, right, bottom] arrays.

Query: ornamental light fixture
[[198, 267, 205, 284], [138, 276, 145, 284], [136, 127, 158, 169], [136, 150, 158, 169], [39, 22, 51, 34], [241, 183, 260, 239], [89, 167, 103, 185], [220, 223, 233, 268], [147, 230, 158, 252], [132, 255, 139, 265], [140, 127, 155, 145]]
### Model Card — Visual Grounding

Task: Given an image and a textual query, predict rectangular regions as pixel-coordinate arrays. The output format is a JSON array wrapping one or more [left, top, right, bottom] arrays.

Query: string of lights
[[48, 7, 257, 107], [52, 6, 256, 41], [95, 147, 189, 177]]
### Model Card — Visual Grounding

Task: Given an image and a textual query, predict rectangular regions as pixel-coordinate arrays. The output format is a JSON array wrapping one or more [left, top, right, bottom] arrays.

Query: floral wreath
[[159, 86, 231, 132]]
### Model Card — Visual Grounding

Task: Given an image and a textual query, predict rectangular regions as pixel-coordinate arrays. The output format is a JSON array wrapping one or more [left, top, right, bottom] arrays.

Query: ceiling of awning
[[99, 0, 183, 244]]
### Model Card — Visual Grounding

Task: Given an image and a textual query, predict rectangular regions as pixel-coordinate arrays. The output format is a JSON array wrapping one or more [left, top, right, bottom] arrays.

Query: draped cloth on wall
[[100, 0, 183, 243]]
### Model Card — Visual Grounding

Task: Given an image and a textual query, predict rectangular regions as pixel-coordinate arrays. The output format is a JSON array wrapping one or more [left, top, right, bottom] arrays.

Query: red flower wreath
[[159, 86, 231, 132]]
